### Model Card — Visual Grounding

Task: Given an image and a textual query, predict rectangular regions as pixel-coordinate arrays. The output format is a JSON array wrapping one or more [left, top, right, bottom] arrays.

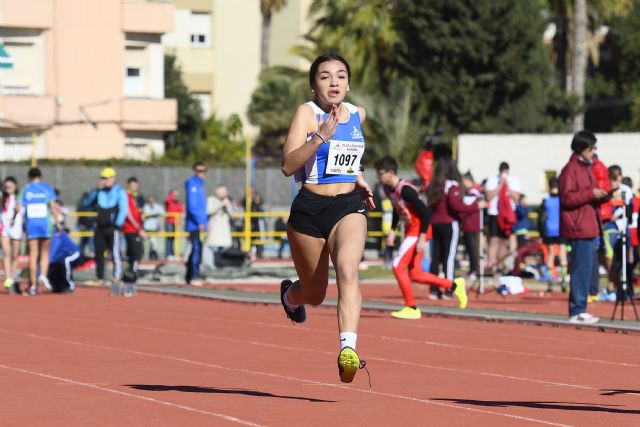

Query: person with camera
[[206, 185, 234, 269], [558, 131, 609, 324]]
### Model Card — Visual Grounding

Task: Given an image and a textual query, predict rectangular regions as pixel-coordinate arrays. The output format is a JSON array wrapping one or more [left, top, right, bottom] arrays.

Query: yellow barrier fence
[[67, 210, 386, 255]]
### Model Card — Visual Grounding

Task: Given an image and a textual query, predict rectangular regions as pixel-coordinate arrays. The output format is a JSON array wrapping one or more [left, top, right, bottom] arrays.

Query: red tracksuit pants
[[392, 235, 454, 307]]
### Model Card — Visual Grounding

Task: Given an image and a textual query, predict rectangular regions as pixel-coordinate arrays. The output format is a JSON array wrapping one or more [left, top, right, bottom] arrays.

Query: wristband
[[312, 132, 328, 144]]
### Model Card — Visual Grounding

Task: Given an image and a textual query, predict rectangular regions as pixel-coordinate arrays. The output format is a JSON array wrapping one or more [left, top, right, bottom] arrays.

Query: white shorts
[[1, 221, 23, 240]]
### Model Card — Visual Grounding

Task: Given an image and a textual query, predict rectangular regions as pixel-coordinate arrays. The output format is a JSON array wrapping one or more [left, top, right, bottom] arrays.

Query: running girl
[[374, 156, 468, 320], [2, 177, 23, 292], [280, 53, 374, 384]]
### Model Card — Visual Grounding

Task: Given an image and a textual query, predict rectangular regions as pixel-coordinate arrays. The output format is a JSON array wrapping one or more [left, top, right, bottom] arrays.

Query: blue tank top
[[294, 101, 365, 184], [543, 195, 560, 238]]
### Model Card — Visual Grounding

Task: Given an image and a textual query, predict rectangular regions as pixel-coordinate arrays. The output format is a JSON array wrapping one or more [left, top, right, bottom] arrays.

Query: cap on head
[[101, 167, 116, 179]]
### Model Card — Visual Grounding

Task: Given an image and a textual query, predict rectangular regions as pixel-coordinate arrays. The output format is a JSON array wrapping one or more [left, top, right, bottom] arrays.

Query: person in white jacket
[[205, 186, 233, 269]]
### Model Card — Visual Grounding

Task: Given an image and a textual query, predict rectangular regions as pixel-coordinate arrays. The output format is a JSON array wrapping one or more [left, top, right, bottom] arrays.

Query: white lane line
[[66, 301, 638, 350], [0, 314, 604, 392], [0, 362, 265, 427], [0, 330, 570, 427], [377, 336, 640, 368], [8, 308, 635, 370]]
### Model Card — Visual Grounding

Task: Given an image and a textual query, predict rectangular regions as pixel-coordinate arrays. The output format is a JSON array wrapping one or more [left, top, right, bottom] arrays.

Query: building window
[[0, 131, 35, 162], [0, 28, 44, 95], [123, 42, 147, 97], [193, 92, 211, 119], [189, 12, 211, 48]]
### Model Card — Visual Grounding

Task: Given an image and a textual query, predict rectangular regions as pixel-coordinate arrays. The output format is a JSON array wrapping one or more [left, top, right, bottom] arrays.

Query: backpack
[[497, 181, 516, 237]]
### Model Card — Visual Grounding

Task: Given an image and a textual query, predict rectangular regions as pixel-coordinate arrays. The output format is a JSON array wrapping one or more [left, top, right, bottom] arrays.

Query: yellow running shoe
[[453, 277, 468, 309], [390, 306, 422, 319], [338, 347, 362, 383], [3, 278, 14, 289]]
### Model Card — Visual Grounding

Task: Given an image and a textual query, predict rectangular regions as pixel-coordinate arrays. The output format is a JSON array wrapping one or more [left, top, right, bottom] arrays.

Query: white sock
[[283, 288, 300, 310], [339, 332, 357, 351]]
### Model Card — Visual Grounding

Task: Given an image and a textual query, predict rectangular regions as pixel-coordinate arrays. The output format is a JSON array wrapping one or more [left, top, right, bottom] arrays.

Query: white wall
[[458, 133, 640, 205]]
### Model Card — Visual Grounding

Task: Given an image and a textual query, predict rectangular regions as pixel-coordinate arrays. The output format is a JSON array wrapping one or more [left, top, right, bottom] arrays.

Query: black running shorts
[[288, 187, 367, 239]]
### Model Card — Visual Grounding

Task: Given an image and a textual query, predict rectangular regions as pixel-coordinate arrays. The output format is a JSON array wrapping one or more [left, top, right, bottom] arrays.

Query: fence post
[[174, 212, 181, 258]]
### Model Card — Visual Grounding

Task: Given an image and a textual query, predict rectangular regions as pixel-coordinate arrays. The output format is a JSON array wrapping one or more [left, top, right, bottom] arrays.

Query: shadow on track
[[433, 398, 640, 415], [125, 384, 335, 403]]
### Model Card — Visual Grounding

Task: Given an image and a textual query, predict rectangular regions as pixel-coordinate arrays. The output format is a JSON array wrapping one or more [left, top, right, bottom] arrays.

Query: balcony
[[0, 95, 55, 129], [0, 0, 53, 29], [122, 1, 175, 34], [121, 98, 177, 131]]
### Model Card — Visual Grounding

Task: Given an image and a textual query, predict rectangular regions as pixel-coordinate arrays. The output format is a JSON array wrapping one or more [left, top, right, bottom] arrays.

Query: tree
[[163, 54, 204, 156], [394, 0, 576, 134], [196, 114, 245, 164], [544, 0, 632, 130], [260, 0, 287, 70], [295, 0, 400, 93], [247, 66, 308, 153], [595, 0, 640, 130]]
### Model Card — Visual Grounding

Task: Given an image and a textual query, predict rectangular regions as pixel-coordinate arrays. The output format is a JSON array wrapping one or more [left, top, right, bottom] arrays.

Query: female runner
[[280, 53, 374, 384]]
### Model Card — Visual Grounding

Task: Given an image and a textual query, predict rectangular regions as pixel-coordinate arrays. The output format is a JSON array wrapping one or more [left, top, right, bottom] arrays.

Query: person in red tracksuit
[[123, 177, 146, 275], [375, 156, 468, 320], [426, 149, 484, 298]]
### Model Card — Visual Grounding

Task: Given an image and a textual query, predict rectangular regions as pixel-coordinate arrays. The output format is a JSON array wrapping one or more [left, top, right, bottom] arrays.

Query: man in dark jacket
[[559, 130, 608, 324]]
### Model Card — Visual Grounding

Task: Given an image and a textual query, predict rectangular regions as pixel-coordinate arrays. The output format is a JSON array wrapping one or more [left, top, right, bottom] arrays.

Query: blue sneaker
[[280, 280, 306, 323]]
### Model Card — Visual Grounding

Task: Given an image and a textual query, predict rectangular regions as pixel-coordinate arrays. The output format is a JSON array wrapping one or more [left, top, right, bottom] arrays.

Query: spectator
[[185, 162, 208, 286], [513, 194, 529, 249], [539, 177, 568, 292], [143, 195, 164, 260], [122, 177, 146, 276], [205, 185, 234, 268], [76, 191, 96, 259], [484, 162, 521, 275], [426, 147, 482, 298], [274, 215, 289, 259], [559, 130, 608, 324], [243, 187, 266, 259], [82, 167, 128, 285], [164, 189, 184, 260], [460, 171, 483, 280]]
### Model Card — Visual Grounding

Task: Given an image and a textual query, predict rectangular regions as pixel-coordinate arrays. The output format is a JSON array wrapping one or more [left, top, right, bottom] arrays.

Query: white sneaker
[[38, 275, 52, 291], [569, 312, 600, 324]]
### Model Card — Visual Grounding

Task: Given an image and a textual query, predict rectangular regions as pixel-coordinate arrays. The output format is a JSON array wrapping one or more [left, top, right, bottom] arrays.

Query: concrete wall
[[458, 133, 640, 204]]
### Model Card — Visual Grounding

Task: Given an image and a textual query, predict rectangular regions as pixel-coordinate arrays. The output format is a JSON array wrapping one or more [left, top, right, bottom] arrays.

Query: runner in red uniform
[[375, 156, 468, 319]]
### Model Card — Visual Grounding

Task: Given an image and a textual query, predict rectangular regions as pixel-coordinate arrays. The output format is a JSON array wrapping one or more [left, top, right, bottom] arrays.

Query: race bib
[[326, 140, 364, 175], [27, 203, 47, 219]]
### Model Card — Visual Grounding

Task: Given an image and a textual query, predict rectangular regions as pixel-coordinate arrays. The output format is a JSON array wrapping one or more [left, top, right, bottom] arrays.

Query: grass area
[[358, 264, 396, 280]]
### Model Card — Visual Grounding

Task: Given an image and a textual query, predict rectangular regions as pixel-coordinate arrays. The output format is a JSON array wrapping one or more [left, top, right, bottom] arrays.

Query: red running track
[[1, 288, 639, 426]]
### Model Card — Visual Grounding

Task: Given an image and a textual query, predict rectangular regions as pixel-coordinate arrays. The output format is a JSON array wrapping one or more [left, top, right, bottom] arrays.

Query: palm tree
[[294, 0, 400, 93], [545, 0, 632, 130], [260, 0, 287, 70]]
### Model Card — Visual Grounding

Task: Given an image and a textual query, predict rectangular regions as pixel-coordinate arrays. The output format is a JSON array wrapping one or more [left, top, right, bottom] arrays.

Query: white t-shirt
[[612, 183, 633, 231], [484, 174, 521, 216], [1, 194, 24, 240]]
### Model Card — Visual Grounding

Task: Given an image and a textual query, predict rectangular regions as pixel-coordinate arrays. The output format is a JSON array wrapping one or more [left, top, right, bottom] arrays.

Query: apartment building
[[163, 0, 312, 132], [0, 0, 177, 161]]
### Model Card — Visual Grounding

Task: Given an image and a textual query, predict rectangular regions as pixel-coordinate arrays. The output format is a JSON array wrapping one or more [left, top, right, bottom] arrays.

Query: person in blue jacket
[[185, 162, 208, 286], [539, 177, 568, 292], [48, 229, 81, 292], [82, 167, 128, 285]]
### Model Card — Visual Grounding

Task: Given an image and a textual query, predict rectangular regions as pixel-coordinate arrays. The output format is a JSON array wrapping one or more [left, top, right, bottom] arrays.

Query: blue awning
[[0, 43, 13, 69]]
